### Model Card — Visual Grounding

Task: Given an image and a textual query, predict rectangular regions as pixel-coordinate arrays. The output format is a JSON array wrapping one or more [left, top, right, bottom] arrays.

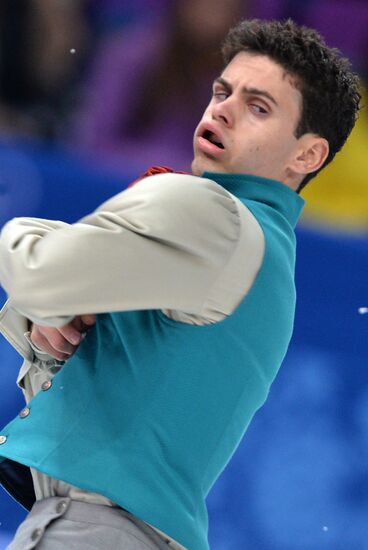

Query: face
[[192, 51, 303, 183]]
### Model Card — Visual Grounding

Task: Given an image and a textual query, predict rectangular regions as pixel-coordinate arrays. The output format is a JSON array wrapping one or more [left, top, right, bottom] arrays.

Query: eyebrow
[[214, 77, 279, 107]]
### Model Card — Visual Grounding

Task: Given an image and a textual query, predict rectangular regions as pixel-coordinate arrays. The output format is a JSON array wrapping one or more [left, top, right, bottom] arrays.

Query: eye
[[250, 104, 268, 115], [213, 91, 228, 101]]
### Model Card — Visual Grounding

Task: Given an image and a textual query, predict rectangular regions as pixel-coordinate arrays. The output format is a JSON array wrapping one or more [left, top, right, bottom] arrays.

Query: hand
[[30, 314, 96, 361]]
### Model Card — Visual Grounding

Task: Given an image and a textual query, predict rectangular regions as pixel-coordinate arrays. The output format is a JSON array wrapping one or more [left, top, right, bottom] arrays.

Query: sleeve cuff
[[0, 301, 33, 361]]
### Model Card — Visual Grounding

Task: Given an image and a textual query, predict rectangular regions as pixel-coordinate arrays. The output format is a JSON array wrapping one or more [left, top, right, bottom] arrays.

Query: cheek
[[251, 129, 293, 160], [201, 103, 212, 117], [233, 134, 266, 159]]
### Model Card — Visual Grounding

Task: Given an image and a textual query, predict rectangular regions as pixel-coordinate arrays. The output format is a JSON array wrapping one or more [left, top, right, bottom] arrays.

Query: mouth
[[196, 125, 226, 157], [201, 129, 225, 149]]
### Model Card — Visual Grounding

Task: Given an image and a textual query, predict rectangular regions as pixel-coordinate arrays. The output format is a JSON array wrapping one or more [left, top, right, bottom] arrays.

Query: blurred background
[[0, 1, 367, 549]]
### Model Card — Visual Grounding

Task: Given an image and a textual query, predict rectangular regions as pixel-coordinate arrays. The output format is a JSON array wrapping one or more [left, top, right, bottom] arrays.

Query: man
[[0, 19, 360, 550]]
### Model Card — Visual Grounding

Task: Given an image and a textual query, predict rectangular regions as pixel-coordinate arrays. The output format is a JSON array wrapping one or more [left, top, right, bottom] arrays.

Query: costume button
[[41, 380, 52, 391], [31, 528, 43, 541], [56, 500, 68, 514], [0, 435, 7, 444], [19, 407, 30, 419]]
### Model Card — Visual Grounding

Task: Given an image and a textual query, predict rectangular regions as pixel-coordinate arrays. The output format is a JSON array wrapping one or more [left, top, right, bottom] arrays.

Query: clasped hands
[[30, 314, 96, 361]]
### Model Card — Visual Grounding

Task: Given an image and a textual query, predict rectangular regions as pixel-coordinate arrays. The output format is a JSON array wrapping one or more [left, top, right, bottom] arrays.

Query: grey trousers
[[7, 497, 171, 549]]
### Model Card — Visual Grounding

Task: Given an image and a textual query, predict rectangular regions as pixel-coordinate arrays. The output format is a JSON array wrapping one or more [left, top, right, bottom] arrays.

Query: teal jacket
[[0, 173, 304, 550]]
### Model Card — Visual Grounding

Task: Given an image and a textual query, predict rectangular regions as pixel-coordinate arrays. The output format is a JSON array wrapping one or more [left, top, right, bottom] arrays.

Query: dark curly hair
[[222, 19, 361, 191]]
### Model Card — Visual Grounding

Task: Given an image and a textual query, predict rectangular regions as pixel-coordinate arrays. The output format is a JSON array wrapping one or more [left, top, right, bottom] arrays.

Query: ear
[[290, 134, 330, 177]]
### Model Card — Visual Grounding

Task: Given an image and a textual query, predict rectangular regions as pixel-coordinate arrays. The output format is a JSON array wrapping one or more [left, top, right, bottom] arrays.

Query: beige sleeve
[[0, 173, 263, 327]]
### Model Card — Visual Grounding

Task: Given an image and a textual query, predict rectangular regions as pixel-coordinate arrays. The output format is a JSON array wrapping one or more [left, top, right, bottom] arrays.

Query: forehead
[[221, 51, 302, 112]]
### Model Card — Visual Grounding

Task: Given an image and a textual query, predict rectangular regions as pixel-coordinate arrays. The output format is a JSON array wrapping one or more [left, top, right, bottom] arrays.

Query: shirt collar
[[202, 172, 305, 228]]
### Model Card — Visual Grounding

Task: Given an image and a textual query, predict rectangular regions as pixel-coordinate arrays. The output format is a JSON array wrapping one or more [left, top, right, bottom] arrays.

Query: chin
[[191, 158, 202, 176], [192, 154, 222, 177]]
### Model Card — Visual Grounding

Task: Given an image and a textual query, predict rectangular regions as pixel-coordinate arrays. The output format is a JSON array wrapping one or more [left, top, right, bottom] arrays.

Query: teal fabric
[[0, 173, 304, 550]]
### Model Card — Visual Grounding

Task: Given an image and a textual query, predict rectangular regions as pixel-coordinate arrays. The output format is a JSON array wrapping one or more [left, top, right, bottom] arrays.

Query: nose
[[211, 96, 235, 128]]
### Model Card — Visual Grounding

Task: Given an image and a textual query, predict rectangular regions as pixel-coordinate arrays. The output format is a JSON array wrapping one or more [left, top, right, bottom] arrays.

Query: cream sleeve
[[0, 173, 264, 327]]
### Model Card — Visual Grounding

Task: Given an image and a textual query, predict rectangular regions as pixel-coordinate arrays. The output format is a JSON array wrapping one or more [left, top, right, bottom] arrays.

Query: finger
[[80, 314, 96, 327], [72, 314, 96, 333], [31, 327, 72, 361], [58, 323, 82, 346], [37, 326, 77, 355], [70, 316, 85, 332]]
